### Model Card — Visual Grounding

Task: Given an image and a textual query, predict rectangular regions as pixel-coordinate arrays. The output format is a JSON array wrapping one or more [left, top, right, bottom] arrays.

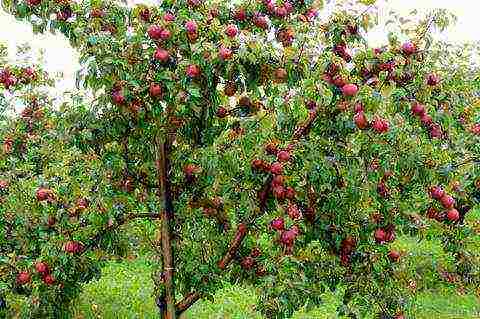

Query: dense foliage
[[0, 0, 479, 318]]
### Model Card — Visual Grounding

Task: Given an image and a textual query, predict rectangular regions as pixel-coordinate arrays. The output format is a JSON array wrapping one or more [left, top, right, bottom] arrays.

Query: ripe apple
[[270, 162, 283, 175], [271, 175, 284, 187], [277, 150, 290, 162], [372, 117, 390, 133], [225, 24, 239, 38], [216, 106, 228, 118], [139, 8, 150, 22], [64, 241, 82, 254], [234, 8, 247, 21], [251, 159, 264, 171], [271, 217, 285, 231], [0, 179, 8, 191], [154, 48, 170, 62], [186, 64, 201, 78], [341, 84, 358, 97], [420, 113, 433, 126], [374, 228, 387, 243], [272, 185, 286, 200], [427, 73, 440, 86], [35, 262, 49, 275], [402, 41, 416, 55], [26, 0, 41, 6], [254, 14, 268, 29], [36, 187, 52, 201], [446, 208, 460, 222], [354, 112, 368, 129], [16, 271, 31, 285], [185, 20, 198, 33], [241, 256, 255, 270], [147, 25, 162, 40], [112, 90, 125, 105], [149, 83, 162, 97], [353, 103, 364, 113], [411, 102, 426, 116], [219, 46, 233, 60], [430, 186, 445, 200], [42, 274, 56, 286], [164, 12, 175, 22], [280, 229, 297, 246], [287, 203, 301, 220], [440, 194, 455, 208], [388, 250, 401, 262], [160, 29, 171, 40]]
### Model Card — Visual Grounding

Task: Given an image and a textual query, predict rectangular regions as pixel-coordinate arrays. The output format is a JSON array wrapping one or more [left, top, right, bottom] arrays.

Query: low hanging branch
[[175, 103, 324, 314]]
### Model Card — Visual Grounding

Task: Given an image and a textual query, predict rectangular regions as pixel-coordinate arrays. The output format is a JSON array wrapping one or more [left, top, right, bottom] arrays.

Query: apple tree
[[0, 0, 479, 318]]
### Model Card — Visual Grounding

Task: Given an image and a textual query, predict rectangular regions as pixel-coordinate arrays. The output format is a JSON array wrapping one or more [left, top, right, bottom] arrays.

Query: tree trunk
[[155, 131, 176, 319]]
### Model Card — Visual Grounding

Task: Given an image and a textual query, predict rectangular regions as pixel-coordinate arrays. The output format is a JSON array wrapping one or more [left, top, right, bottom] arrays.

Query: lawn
[[73, 234, 480, 319]]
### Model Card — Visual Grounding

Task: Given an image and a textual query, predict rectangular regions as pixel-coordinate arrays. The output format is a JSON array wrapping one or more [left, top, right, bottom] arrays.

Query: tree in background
[[0, 0, 479, 318]]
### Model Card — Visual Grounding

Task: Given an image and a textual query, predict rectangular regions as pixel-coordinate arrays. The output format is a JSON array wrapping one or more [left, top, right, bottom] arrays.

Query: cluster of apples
[[411, 101, 443, 139], [16, 261, 56, 287], [429, 186, 460, 222]]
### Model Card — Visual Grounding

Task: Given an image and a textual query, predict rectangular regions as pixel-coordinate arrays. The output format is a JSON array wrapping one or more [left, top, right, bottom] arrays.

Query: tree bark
[[155, 131, 176, 319]]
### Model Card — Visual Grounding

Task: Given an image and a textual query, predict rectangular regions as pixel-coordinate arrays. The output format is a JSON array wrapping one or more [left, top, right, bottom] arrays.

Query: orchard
[[0, 0, 479, 318]]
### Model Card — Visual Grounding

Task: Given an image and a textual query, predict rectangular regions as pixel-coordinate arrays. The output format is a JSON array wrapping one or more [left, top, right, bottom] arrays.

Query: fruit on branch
[[149, 83, 162, 97], [411, 102, 426, 116], [90, 8, 105, 18], [420, 113, 433, 126], [160, 29, 172, 40], [112, 90, 126, 105], [354, 111, 368, 129], [429, 123, 442, 139], [341, 84, 358, 97], [388, 250, 400, 262], [36, 187, 53, 201], [271, 175, 284, 187], [287, 203, 302, 220], [225, 24, 239, 38], [280, 228, 298, 246], [186, 64, 201, 78], [440, 194, 455, 209], [42, 274, 56, 286], [401, 41, 416, 55], [372, 117, 390, 133], [64, 241, 83, 254], [139, 8, 150, 22], [241, 256, 256, 270], [374, 228, 387, 243], [253, 14, 268, 29], [219, 46, 233, 60], [16, 272, 31, 285], [430, 186, 445, 200], [265, 141, 278, 155], [446, 208, 460, 222], [0, 179, 8, 191], [427, 73, 440, 86], [277, 150, 290, 162], [275, 68, 288, 82], [185, 20, 198, 34], [216, 107, 228, 118], [271, 217, 285, 231], [35, 262, 49, 275], [272, 185, 286, 200], [234, 8, 247, 21], [148, 25, 162, 40], [26, 0, 41, 6], [285, 187, 296, 200], [163, 12, 175, 22], [270, 162, 284, 175], [426, 207, 439, 219], [154, 48, 170, 63]]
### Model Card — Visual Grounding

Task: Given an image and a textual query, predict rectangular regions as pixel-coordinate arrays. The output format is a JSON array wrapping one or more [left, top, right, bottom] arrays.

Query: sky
[[0, 0, 478, 94]]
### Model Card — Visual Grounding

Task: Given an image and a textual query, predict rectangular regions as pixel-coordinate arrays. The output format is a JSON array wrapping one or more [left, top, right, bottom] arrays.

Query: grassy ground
[[73, 234, 480, 319]]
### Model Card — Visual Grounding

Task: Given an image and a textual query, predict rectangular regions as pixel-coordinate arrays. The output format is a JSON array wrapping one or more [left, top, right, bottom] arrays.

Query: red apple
[[112, 91, 125, 105], [149, 83, 162, 97], [287, 204, 301, 220], [154, 48, 170, 62], [411, 102, 426, 116], [163, 12, 175, 22], [147, 25, 162, 40], [354, 112, 368, 129], [341, 84, 358, 97], [388, 250, 401, 262], [280, 229, 297, 246], [225, 24, 238, 38], [35, 262, 49, 275], [427, 73, 440, 86], [374, 228, 387, 243], [36, 187, 52, 201], [42, 274, 56, 286], [446, 208, 460, 222], [271, 217, 285, 231], [372, 117, 390, 133], [234, 8, 247, 21], [270, 162, 283, 175], [186, 64, 201, 78], [430, 186, 445, 200], [277, 150, 290, 162], [219, 46, 233, 60], [139, 8, 150, 22], [16, 271, 31, 285], [440, 194, 455, 209], [185, 20, 198, 33], [402, 41, 416, 55]]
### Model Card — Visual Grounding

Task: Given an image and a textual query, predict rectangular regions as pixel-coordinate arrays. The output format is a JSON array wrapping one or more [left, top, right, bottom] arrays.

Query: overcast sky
[[0, 0, 478, 94]]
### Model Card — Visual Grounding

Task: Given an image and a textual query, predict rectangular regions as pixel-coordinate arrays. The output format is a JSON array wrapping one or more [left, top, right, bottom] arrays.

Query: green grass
[[73, 241, 480, 319]]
